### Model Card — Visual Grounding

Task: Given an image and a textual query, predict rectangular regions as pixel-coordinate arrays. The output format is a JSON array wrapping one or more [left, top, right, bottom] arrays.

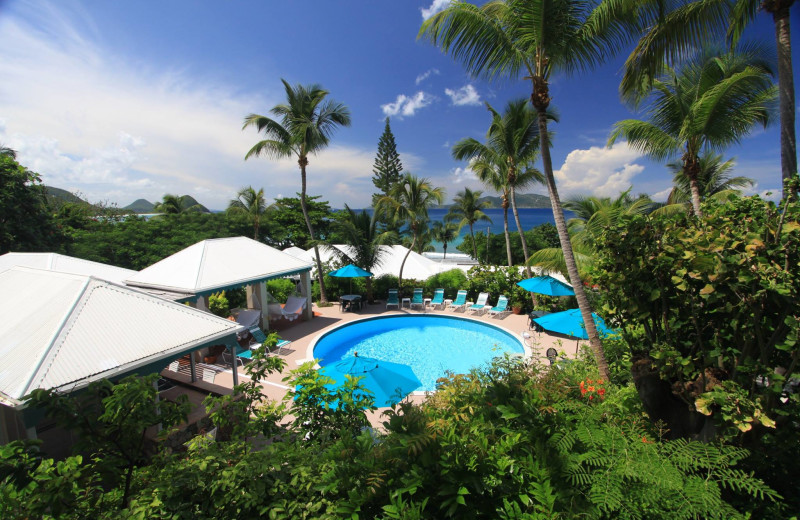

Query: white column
[[300, 270, 313, 321]]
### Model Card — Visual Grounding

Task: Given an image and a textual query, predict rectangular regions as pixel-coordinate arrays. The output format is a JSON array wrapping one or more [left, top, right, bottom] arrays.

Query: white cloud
[[415, 68, 440, 85], [451, 166, 476, 184], [0, 3, 381, 209], [421, 0, 452, 20], [380, 92, 432, 118], [650, 187, 673, 202], [554, 143, 646, 197], [444, 84, 481, 106]]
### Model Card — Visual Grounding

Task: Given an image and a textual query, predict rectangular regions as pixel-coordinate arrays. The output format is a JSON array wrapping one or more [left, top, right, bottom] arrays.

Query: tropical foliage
[[452, 99, 546, 268], [371, 117, 404, 234], [609, 44, 776, 217], [665, 152, 753, 206], [444, 187, 492, 260], [227, 186, 268, 240], [243, 79, 351, 303]]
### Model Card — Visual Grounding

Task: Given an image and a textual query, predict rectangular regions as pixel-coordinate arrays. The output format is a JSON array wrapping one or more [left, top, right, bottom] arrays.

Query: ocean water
[[313, 315, 524, 392]]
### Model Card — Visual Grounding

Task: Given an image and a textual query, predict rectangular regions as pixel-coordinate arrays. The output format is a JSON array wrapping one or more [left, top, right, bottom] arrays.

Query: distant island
[[44, 188, 211, 214]]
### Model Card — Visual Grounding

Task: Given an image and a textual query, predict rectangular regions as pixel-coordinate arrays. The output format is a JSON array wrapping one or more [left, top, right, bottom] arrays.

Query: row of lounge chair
[[385, 288, 510, 316]]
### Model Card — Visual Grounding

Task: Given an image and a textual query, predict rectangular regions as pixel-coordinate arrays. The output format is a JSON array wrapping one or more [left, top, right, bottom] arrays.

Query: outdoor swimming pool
[[310, 314, 526, 392]]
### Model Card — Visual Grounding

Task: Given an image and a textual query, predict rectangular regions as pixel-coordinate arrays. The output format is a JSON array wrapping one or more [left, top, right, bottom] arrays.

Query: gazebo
[[126, 237, 315, 326], [0, 267, 245, 446]]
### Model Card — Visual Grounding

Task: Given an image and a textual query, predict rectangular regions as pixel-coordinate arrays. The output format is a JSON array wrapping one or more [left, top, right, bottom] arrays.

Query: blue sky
[[0, 0, 794, 210]]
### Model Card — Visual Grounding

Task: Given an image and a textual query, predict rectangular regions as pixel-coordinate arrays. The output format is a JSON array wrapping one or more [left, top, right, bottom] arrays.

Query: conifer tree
[[371, 118, 403, 205]]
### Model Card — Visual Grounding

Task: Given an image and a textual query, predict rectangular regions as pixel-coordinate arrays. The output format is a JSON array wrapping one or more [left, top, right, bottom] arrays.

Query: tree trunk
[[772, 4, 797, 199], [510, 184, 532, 279], [502, 195, 512, 267], [398, 232, 415, 297], [684, 152, 703, 217], [299, 159, 327, 303], [443, 241, 448, 259], [532, 83, 610, 381], [366, 277, 374, 304], [469, 222, 477, 260]]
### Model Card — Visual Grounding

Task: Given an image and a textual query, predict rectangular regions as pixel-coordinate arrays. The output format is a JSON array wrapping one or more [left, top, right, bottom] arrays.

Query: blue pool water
[[312, 315, 525, 392]]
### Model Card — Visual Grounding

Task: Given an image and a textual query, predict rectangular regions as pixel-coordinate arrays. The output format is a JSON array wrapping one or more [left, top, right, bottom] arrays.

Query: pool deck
[[164, 301, 586, 428]]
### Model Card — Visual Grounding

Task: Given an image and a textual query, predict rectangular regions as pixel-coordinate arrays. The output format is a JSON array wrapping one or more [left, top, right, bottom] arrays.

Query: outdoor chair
[[430, 288, 445, 310], [386, 289, 399, 309], [545, 347, 558, 365], [410, 288, 424, 310], [447, 289, 468, 311], [488, 295, 509, 317], [221, 347, 244, 368], [467, 292, 490, 314]]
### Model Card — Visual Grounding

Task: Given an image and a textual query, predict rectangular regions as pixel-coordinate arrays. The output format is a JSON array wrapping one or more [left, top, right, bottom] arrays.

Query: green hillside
[[124, 199, 156, 213], [180, 195, 210, 213], [45, 186, 90, 205]]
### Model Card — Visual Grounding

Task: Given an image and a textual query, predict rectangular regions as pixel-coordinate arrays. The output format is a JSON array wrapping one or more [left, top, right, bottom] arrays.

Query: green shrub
[[372, 274, 398, 300], [208, 291, 230, 317], [424, 269, 468, 299], [266, 278, 296, 303]]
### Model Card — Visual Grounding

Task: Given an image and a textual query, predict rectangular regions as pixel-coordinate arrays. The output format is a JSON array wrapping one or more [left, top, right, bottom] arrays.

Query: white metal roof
[[0, 252, 136, 284], [0, 267, 244, 407], [125, 237, 313, 295], [315, 244, 469, 280], [282, 246, 314, 263]]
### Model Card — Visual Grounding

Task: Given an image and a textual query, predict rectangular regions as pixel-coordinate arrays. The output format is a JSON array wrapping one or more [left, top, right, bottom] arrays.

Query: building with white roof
[[0, 267, 245, 445], [0, 252, 136, 284]]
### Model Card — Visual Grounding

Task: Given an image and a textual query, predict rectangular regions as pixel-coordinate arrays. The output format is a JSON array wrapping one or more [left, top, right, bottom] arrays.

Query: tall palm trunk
[[469, 222, 478, 260], [299, 158, 328, 303], [253, 216, 260, 240], [770, 2, 797, 198], [443, 241, 448, 259], [532, 82, 610, 381], [398, 230, 416, 296], [509, 185, 532, 278], [502, 197, 512, 267], [683, 151, 704, 217]]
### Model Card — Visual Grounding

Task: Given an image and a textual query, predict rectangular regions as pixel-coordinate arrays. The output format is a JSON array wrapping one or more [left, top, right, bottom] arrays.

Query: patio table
[[340, 294, 362, 312]]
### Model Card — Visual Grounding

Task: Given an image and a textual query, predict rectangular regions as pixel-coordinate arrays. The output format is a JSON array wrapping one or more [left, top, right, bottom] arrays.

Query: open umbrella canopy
[[318, 354, 421, 407], [531, 308, 616, 340], [517, 275, 575, 296], [328, 264, 373, 278]]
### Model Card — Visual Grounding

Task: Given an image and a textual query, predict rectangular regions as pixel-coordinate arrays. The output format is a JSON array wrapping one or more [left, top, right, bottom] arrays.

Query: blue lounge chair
[[488, 295, 509, 317], [386, 288, 399, 309], [448, 289, 468, 311], [410, 288, 424, 310], [430, 288, 445, 310], [239, 326, 291, 357], [467, 292, 490, 314]]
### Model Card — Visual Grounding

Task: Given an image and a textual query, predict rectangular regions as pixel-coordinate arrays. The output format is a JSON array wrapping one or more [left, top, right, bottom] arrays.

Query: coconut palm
[[421, 0, 634, 379], [227, 186, 268, 240], [609, 44, 776, 217], [0, 144, 16, 158], [243, 79, 351, 303], [327, 205, 394, 303], [445, 187, 492, 260], [666, 152, 753, 206], [619, 0, 797, 199], [154, 194, 202, 214], [452, 99, 547, 269], [430, 220, 459, 259], [528, 188, 652, 275], [377, 174, 444, 295]]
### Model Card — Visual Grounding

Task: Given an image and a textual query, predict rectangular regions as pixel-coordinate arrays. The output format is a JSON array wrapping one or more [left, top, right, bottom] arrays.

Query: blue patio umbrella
[[328, 264, 373, 294], [517, 275, 575, 296], [318, 354, 421, 408], [531, 308, 616, 340]]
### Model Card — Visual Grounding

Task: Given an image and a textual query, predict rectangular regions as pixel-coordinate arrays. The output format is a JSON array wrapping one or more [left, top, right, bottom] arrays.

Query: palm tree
[[609, 44, 776, 217], [528, 189, 652, 275], [619, 0, 797, 199], [327, 205, 394, 303], [421, 0, 634, 380], [452, 99, 546, 269], [0, 144, 16, 158], [227, 186, 268, 240], [154, 194, 188, 214], [444, 187, 492, 260], [430, 220, 459, 259], [666, 152, 754, 206], [377, 174, 444, 295], [243, 79, 351, 303], [405, 223, 436, 254]]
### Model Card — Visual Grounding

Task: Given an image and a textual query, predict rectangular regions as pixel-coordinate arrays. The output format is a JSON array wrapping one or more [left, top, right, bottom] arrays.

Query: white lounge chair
[[467, 292, 490, 314]]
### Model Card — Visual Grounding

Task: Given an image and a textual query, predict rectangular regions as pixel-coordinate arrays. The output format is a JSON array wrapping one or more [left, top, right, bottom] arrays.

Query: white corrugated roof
[[282, 246, 314, 263], [0, 252, 137, 284], [125, 237, 313, 295], [0, 267, 244, 407]]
